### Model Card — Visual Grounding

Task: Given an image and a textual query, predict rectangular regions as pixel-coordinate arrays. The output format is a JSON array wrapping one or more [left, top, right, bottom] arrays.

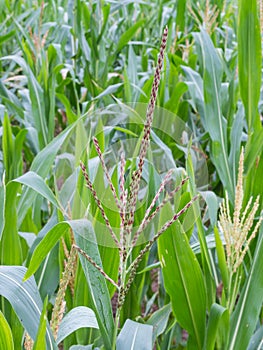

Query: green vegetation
[[0, 0, 263, 349]]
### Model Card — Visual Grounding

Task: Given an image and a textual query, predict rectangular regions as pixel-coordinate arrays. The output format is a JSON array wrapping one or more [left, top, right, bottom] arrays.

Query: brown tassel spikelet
[[77, 26, 199, 316], [125, 26, 169, 237]]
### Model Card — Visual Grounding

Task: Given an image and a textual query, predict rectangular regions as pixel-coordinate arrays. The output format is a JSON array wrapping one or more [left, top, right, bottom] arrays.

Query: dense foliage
[[0, 0, 263, 349]]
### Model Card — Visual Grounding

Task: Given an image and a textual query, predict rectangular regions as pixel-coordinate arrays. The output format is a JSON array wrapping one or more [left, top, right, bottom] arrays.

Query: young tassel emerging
[[219, 147, 262, 272]]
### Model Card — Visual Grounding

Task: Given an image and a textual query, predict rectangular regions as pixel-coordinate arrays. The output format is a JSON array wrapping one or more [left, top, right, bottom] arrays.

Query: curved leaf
[[0, 266, 57, 349], [57, 306, 98, 344], [146, 303, 172, 342], [199, 191, 219, 227], [205, 303, 229, 350], [116, 19, 145, 52], [247, 325, 263, 350], [116, 319, 153, 350], [14, 171, 60, 209], [24, 222, 69, 280], [1, 55, 47, 147], [25, 219, 114, 350], [181, 65, 205, 122], [16, 119, 79, 226]]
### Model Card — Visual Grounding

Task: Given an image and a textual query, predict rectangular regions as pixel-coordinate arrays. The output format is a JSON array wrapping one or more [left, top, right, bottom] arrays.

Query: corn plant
[[0, 1, 263, 349]]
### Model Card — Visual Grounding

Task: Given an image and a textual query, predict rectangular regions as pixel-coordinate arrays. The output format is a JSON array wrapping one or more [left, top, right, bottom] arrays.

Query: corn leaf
[[194, 28, 234, 201], [116, 19, 145, 52], [0, 266, 57, 349], [74, 221, 115, 350], [17, 120, 78, 226], [33, 297, 48, 350], [0, 182, 23, 264], [2, 112, 14, 182], [25, 219, 114, 350], [56, 306, 98, 344], [14, 171, 60, 209], [205, 303, 229, 350], [0, 311, 14, 350], [238, 0, 261, 132], [229, 225, 263, 350], [116, 319, 153, 350], [158, 203, 206, 349]]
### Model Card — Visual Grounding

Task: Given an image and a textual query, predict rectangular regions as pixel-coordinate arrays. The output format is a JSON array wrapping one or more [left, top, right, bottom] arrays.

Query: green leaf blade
[[0, 311, 14, 350], [238, 0, 262, 131], [205, 303, 229, 350], [194, 28, 234, 201], [158, 204, 206, 349], [14, 171, 60, 209], [33, 297, 49, 350], [116, 19, 145, 52], [74, 221, 114, 350], [116, 319, 153, 350], [56, 306, 98, 344], [0, 266, 57, 349]]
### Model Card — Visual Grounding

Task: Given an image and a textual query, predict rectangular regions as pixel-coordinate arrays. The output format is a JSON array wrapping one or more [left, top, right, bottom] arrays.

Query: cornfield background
[[0, 0, 263, 349]]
